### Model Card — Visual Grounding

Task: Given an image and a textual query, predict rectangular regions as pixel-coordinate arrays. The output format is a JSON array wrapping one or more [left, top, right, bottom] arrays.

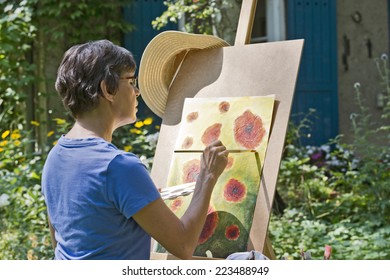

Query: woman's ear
[[100, 80, 115, 102]]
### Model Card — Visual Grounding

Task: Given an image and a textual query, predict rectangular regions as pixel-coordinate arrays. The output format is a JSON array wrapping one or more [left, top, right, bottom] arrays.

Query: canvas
[[155, 95, 275, 258]]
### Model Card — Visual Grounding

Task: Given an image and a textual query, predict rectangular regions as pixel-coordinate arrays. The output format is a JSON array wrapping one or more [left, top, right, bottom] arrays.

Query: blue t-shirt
[[41, 136, 160, 260]]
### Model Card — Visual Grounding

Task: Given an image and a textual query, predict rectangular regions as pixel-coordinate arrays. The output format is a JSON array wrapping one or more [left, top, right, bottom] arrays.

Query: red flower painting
[[181, 136, 193, 149], [219, 101, 230, 113], [198, 211, 219, 244], [186, 112, 199, 122], [182, 159, 200, 183], [225, 224, 240, 241], [223, 178, 247, 203], [234, 110, 265, 149], [170, 197, 183, 212], [201, 123, 222, 146]]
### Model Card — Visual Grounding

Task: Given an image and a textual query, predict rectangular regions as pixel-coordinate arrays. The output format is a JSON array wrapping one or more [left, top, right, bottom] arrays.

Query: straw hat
[[138, 31, 229, 117]]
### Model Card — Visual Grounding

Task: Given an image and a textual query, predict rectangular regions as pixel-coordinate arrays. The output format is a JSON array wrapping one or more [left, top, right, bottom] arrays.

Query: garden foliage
[[153, 0, 224, 34], [269, 55, 390, 259], [0, 0, 138, 260]]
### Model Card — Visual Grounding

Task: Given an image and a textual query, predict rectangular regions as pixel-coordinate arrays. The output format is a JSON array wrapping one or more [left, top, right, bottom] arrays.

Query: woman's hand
[[200, 140, 229, 185]]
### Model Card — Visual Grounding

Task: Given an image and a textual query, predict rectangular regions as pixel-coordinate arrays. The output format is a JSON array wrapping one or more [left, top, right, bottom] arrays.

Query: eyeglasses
[[120, 76, 138, 88]]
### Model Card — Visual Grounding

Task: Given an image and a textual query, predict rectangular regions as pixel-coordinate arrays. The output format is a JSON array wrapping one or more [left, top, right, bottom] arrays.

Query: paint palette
[[155, 96, 275, 258]]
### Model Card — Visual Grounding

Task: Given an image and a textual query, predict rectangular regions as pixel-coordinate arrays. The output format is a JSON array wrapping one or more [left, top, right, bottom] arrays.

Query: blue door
[[123, 1, 177, 118], [287, 0, 338, 146]]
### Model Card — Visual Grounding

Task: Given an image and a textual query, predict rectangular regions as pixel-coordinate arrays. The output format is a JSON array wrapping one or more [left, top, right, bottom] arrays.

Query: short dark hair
[[55, 40, 136, 118]]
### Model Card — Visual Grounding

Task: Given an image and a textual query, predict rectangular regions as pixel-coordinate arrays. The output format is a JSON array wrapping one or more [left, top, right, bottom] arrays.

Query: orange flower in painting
[[225, 156, 234, 170], [219, 101, 230, 113], [170, 197, 184, 212], [186, 112, 199, 122], [201, 123, 222, 146], [181, 136, 193, 149], [234, 110, 265, 149], [182, 159, 200, 183]]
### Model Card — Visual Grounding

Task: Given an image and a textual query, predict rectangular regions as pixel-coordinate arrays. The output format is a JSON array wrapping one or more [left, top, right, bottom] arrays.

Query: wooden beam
[[234, 0, 258, 45]]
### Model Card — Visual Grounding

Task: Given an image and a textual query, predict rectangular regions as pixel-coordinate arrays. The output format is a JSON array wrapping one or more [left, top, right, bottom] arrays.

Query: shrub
[[0, 127, 51, 259], [0, 116, 160, 259], [269, 54, 390, 259]]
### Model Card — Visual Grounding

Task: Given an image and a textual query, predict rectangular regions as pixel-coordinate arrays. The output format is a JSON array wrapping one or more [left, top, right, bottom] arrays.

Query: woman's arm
[[133, 140, 228, 259]]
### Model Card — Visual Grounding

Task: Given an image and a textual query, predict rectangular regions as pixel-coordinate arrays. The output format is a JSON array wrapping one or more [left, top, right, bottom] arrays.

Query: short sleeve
[[106, 153, 160, 219]]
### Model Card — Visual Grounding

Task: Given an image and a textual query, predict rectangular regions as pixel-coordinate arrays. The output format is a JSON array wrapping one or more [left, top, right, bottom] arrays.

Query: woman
[[41, 40, 228, 260]]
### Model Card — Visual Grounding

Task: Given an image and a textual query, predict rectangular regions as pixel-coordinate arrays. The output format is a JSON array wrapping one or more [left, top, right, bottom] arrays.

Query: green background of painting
[[159, 152, 260, 258]]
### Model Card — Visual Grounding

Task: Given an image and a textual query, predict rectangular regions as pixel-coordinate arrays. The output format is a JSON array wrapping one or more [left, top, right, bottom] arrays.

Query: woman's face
[[113, 70, 140, 127]]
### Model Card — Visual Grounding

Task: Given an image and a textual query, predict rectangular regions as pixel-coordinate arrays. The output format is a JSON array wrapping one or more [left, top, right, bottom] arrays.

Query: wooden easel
[[235, 0, 274, 259], [150, 0, 303, 260]]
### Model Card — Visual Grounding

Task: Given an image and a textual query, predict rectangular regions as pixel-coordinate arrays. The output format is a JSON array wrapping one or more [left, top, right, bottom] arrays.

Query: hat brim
[[139, 31, 229, 117]]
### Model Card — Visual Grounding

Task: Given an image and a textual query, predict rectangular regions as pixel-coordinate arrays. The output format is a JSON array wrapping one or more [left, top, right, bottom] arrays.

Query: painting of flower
[[154, 96, 275, 258]]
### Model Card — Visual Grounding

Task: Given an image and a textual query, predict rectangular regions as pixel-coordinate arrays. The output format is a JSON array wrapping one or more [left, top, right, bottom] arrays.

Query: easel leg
[[264, 235, 276, 260]]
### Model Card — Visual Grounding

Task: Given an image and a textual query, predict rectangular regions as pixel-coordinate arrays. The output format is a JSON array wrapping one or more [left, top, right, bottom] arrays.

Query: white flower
[[139, 155, 150, 167], [350, 113, 358, 120], [381, 53, 388, 61], [306, 147, 314, 155], [354, 82, 361, 89], [140, 155, 147, 162], [139, 155, 154, 171], [145, 132, 159, 148], [351, 158, 360, 169], [330, 157, 342, 166], [0, 193, 10, 208], [320, 145, 331, 154]]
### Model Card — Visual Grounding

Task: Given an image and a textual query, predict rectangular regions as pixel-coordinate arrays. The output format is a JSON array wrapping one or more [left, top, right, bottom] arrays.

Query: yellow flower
[[13, 140, 21, 146], [0, 148, 3, 153], [1, 130, 10, 139], [11, 131, 21, 140], [54, 118, 66, 125], [53, 140, 58, 146], [31, 120, 40, 126], [130, 128, 142, 135], [29, 234, 37, 241], [155, 125, 160, 130], [27, 249, 37, 260], [0, 140, 7, 147], [43, 238, 51, 247], [124, 145, 133, 152], [134, 121, 144, 128], [143, 117, 153, 125], [47, 130, 55, 137]]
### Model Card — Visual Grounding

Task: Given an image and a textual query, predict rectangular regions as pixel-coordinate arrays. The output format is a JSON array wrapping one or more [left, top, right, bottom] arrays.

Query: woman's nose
[[135, 87, 140, 97]]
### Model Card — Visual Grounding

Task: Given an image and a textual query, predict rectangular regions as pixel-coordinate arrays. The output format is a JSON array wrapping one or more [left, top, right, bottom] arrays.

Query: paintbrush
[[174, 149, 257, 153]]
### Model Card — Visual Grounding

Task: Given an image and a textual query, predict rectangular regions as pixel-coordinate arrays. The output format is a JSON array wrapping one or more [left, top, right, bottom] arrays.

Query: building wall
[[337, 0, 389, 143]]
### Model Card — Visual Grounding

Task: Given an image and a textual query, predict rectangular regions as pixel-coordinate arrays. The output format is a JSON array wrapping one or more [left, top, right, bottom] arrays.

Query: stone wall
[[337, 0, 389, 143]]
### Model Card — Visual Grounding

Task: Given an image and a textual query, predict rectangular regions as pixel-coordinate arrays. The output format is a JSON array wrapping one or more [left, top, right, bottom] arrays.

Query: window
[[251, 0, 286, 43]]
